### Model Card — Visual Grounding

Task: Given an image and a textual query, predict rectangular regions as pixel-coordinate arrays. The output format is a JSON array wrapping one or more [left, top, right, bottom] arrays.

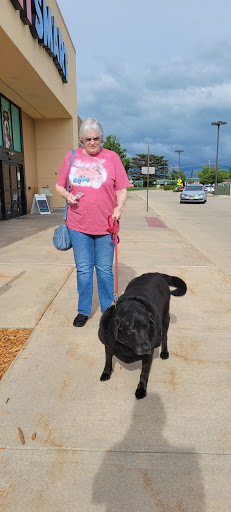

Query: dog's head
[[114, 302, 154, 356]]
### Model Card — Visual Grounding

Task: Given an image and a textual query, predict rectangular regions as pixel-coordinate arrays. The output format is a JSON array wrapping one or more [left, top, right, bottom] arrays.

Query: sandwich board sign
[[30, 194, 51, 215]]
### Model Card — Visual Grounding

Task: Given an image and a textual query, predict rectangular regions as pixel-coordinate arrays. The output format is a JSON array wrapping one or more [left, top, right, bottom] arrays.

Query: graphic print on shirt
[[69, 159, 107, 189]]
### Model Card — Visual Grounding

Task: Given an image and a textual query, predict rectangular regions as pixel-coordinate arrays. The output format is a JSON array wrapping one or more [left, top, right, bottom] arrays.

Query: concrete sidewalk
[[0, 192, 230, 511]]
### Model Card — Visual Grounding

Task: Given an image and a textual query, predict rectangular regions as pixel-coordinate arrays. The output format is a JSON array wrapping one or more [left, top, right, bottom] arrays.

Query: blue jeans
[[68, 229, 115, 316]]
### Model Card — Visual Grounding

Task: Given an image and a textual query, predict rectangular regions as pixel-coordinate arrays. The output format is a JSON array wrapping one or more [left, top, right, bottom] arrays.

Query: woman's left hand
[[112, 206, 123, 220]]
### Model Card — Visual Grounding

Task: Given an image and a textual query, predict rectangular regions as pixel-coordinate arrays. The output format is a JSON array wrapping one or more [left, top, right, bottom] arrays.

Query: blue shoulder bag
[[53, 150, 75, 251]]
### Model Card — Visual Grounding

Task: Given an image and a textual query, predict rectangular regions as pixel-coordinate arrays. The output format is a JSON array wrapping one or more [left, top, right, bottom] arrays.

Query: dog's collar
[[116, 295, 154, 316]]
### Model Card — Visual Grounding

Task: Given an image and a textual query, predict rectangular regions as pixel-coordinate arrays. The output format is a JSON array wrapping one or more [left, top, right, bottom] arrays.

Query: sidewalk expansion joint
[[0, 263, 75, 266], [35, 267, 75, 327], [117, 265, 214, 268], [120, 239, 183, 242], [1, 447, 229, 456]]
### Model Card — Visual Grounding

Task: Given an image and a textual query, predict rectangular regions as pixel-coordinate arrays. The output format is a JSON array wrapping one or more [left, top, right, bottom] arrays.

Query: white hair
[[79, 117, 104, 144]]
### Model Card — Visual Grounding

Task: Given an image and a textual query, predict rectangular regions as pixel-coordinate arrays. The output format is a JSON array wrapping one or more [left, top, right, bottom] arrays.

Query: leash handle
[[107, 215, 120, 244]]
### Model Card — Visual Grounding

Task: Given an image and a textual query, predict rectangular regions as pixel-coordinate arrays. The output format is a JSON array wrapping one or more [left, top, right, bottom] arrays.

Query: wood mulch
[[0, 329, 33, 380]]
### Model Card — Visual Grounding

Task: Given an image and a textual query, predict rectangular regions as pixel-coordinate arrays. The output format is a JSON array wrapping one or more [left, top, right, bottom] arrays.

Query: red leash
[[107, 216, 120, 305]]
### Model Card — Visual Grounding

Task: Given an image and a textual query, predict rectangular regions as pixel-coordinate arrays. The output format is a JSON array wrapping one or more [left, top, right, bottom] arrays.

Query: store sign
[[10, 0, 68, 83]]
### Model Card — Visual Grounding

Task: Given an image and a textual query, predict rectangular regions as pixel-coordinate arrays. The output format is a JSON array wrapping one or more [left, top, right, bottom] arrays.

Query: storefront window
[[11, 104, 22, 152], [0, 96, 22, 152]]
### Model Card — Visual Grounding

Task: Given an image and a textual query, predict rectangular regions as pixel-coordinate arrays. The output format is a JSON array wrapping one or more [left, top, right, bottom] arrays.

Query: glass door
[[0, 173, 3, 221], [0, 161, 26, 220]]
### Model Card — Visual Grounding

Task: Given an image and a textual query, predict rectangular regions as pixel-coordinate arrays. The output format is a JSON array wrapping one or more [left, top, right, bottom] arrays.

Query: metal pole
[[147, 145, 150, 212], [175, 150, 184, 184], [215, 124, 220, 186], [211, 121, 227, 187]]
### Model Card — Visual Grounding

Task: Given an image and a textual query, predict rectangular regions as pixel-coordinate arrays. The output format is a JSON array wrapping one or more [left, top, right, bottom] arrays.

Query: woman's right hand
[[55, 185, 78, 205], [67, 193, 78, 205]]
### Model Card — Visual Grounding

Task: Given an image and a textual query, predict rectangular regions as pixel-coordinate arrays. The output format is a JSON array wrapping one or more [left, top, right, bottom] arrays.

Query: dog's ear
[[149, 312, 162, 339], [114, 315, 122, 339], [101, 304, 115, 330], [155, 313, 162, 342]]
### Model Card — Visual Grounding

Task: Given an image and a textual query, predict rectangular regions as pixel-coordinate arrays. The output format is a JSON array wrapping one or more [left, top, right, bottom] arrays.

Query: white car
[[204, 185, 215, 193], [180, 185, 207, 204]]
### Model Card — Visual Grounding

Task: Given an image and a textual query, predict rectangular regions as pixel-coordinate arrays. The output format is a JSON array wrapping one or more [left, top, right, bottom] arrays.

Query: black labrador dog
[[98, 272, 187, 399]]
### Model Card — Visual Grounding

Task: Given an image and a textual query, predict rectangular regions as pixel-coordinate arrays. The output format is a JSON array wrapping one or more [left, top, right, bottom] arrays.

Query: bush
[[163, 184, 176, 190]]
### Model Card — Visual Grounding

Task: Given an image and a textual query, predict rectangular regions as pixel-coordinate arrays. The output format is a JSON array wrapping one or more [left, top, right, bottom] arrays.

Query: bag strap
[[63, 149, 75, 221]]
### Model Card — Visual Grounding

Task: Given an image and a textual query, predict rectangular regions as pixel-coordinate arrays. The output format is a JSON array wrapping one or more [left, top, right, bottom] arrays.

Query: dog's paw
[[160, 350, 169, 360], [135, 386, 147, 400], [100, 371, 111, 381]]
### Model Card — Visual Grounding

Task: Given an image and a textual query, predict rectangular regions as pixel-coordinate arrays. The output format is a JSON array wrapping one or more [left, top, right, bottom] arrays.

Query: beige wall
[[21, 115, 78, 210], [21, 112, 38, 211], [35, 118, 78, 207]]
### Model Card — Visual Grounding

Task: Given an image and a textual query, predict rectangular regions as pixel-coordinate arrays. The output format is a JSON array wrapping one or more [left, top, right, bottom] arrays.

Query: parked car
[[204, 184, 215, 193], [180, 184, 207, 204]]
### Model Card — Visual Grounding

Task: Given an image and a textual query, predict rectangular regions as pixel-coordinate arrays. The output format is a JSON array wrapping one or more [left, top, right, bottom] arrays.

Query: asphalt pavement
[[0, 191, 230, 511]]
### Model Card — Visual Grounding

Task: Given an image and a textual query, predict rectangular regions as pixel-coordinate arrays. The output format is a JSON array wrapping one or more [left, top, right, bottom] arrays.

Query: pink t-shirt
[[56, 147, 130, 234]]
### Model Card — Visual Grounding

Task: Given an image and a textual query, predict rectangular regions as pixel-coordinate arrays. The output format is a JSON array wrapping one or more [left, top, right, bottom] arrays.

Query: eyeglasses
[[84, 137, 101, 143]]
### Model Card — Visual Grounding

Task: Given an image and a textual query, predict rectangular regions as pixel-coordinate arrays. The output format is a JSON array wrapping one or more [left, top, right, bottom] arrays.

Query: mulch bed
[[0, 329, 33, 380]]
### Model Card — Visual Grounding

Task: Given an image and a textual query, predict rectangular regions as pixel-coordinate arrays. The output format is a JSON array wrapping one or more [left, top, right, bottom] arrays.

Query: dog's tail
[[161, 274, 187, 296]]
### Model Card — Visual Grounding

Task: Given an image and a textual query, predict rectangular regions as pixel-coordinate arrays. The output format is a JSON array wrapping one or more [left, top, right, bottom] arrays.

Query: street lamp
[[175, 150, 184, 180], [211, 121, 227, 186]]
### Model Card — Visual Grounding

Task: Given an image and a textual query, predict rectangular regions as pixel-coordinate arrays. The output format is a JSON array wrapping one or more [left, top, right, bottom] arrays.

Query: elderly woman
[[56, 118, 130, 327]]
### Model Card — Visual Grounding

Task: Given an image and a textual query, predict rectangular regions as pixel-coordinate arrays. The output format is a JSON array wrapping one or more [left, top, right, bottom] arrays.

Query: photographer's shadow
[[92, 393, 205, 511], [91, 262, 137, 317]]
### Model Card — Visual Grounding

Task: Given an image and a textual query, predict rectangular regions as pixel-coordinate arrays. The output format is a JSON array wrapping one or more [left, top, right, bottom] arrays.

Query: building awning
[[0, 27, 72, 119]]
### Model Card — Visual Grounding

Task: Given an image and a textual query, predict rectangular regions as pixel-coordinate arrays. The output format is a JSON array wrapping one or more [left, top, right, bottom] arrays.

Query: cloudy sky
[[57, 0, 231, 175]]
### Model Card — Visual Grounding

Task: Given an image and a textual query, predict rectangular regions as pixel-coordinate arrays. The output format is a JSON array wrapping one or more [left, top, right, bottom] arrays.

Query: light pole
[[175, 150, 184, 180], [211, 121, 227, 186]]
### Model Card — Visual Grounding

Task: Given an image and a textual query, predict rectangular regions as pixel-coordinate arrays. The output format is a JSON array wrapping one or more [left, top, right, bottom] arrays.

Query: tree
[[103, 135, 131, 173], [167, 169, 186, 182], [130, 154, 168, 185], [197, 165, 230, 184]]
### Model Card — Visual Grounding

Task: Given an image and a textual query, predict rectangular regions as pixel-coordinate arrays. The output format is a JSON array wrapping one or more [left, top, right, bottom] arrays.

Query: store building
[[0, 0, 78, 220]]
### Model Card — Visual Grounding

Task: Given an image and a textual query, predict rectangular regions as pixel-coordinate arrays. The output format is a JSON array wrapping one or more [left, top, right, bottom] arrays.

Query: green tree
[[197, 165, 230, 184], [167, 169, 186, 182], [130, 154, 168, 185], [103, 135, 131, 173]]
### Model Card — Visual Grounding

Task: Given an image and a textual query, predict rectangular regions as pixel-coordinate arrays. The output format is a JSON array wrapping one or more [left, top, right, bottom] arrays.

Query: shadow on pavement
[[90, 262, 137, 318], [93, 393, 205, 511], [0, 211, 64, 249], [0, 271, 26, 296]]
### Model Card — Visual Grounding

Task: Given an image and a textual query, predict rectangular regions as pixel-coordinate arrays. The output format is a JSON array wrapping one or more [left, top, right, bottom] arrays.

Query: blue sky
[[57, 0, 231, 174]]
